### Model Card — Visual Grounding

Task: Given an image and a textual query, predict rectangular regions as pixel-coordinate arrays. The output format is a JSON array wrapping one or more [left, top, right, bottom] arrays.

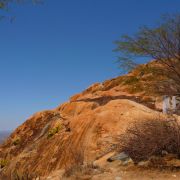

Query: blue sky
[[0, 0, 180, 131]]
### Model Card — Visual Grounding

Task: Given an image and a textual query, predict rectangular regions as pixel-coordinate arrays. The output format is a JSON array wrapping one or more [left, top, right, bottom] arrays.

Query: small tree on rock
[[115, 14, 180, 94]]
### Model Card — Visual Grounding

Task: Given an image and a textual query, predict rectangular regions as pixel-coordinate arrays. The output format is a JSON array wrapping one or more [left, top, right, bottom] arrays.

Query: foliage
[[115, 14, 180, 93], [0, 159, 8, 169], [12, 137, 21, 146], [0, 0, 43, 20], [116, 56, 138, 72], [0, 0, 42, 10], [123, 76, 139, 85], [118, 117, 180, 163], [135, 64, 161, 75], [102, 76, 125, 91], [47, 125, 61, 138]]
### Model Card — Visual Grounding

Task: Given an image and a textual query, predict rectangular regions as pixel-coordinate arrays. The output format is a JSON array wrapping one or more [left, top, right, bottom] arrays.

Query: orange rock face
[[0, 61, 178, 178]]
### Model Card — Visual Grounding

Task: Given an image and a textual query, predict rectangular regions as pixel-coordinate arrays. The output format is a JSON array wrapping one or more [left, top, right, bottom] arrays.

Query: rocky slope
[[0, 60, 179, 179]]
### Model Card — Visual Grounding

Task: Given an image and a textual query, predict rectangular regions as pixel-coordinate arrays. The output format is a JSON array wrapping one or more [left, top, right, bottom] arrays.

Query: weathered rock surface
[[107, 152, 131, 163], [0, 99, 162, 177], [0, 60, 179, 179]]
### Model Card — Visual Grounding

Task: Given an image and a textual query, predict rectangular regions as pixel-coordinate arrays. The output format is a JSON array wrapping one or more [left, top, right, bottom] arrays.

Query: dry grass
[[0, 170, 38, 180], [63, 147, 103, 179], [63, 163, 100, 179], [63, 147, 85, 177]]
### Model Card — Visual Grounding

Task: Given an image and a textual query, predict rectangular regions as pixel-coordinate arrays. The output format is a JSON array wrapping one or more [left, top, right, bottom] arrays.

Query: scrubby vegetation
[[12, 170, 38, 180], [0, 170, 38, 180], [12, 138, 21, 146], [123, 76, 139, 85], [118, 118, 180, 163], [47, 125, 62, 138], [0, 159, 8, 169], [63, 146, 105, 178], [115, 14, 180, 94], [99, 62, 172, 95], [63, 163, 101, 178]]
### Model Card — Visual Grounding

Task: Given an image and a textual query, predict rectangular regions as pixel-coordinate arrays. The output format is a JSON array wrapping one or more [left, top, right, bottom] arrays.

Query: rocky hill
[[0, 60, 179, 179]]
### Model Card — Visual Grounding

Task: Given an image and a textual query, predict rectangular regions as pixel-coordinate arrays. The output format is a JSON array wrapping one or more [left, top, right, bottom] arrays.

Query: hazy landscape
[[0, 131, 10, 144]]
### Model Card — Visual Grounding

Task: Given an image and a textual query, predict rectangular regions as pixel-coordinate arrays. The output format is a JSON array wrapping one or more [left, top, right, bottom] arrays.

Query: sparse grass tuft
[[12, 138, 21, 146], [47, 125, 61, 138], [0, 159, 8, 169], [12, 170, 38, 180], [123, 76, 139, 85], [64, 163, 101, 178]]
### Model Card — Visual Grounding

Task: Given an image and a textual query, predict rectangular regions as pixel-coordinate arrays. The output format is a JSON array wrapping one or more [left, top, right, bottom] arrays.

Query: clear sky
[[0, 0, 180, 131]]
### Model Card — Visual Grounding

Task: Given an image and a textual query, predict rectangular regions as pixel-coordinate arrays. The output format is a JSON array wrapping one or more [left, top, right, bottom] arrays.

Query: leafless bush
[[118, 118, 180, 163]]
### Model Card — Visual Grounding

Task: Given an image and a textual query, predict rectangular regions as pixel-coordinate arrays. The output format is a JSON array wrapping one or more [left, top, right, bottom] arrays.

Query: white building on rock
[[163, 94, 180, 115]]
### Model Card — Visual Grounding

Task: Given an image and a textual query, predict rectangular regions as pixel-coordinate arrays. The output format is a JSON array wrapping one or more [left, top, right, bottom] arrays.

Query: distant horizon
[[0, 0, 180, 131]]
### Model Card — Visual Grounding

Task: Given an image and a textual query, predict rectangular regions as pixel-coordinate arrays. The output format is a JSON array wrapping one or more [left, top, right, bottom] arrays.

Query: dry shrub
[[0, 170, 38, 180], [63, 147, 85, 177], [118, 118, 180, 163], [11, 170, 38, 180], [63, 147, 102, 178]]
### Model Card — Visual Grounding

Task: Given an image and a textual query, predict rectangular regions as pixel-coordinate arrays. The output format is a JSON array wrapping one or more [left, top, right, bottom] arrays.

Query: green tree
[[114, 14, 180, 92], [0, 0, 42, 9], [0, 0, 43, 21]]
